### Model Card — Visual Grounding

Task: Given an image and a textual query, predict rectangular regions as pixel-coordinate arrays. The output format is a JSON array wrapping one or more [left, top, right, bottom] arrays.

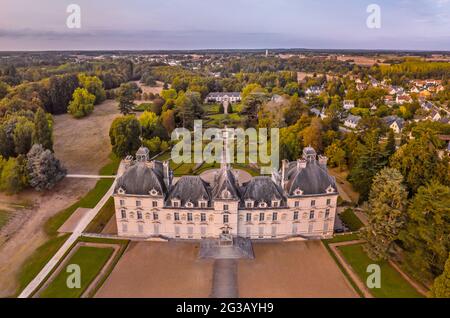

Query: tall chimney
[[163, 161, 171, 188]]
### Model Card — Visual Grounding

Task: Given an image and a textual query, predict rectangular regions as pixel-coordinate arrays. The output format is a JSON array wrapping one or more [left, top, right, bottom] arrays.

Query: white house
[[344, 115, 362, 129], [205, 92, 241, 104], [383, 116, 405, 134], [343, 100, 355, 110]]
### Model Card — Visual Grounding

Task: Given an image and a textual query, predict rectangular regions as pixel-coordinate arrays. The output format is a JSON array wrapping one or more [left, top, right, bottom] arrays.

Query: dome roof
[[286, 160, 337, 196]]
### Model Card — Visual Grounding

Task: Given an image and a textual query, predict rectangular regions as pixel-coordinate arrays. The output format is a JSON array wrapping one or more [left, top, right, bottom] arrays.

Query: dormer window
[[199, 201, 207, 208], [222, 190, 231, 199], [149, 189, 159, 196], [326, 185, 335, 194], [245, 201, 253, 208], [272, 200, 280, 208], [172, 199, 180, 207], [186, 201, 194, 208], [118, 187, 125, 195], [294, 188, 303, 196], [259, 202, 268, 208]]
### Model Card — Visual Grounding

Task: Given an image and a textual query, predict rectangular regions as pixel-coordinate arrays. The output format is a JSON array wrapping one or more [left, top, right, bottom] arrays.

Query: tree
[[109, 115, 141, 158], [175, 91, 203, 129], [78, 73, 106, 104], [361, 168, 408, 260], [325, 142, 346, 170], [27, 144, 66, 191], [385, 129, 396, 156], [116, 83, 136, 115], [429, 254, 450, 298], [399, 182, 450, 282], [161, 109, 176, 133], [44, 74, 79, 114], [12, 117, 34, 155], [0, 81, 9, 99], [302, 117, 323, 152], [0, 156, 28, 193], [68, 88, 95, 118], [33, 108, 53, 150], [349, 130, 387, 201], [390, 131, 450, 194]]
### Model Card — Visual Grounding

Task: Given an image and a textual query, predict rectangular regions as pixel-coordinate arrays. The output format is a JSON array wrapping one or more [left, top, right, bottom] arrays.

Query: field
[[39, 246, 114, 298], [238, 241, 358, 298], [338, 244, 423, 298], [96, 242, 214, 298]]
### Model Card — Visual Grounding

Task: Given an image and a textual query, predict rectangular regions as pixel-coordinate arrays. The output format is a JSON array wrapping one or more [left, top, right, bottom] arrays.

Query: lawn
[[338, 244, 423, 298], [85, 197, 115, 233], [39, 246, 114, 298], [340, 208, 365, 231]]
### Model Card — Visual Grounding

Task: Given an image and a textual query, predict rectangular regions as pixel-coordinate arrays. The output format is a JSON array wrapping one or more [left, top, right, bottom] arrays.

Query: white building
[[343, 100, 355, 110], [205, 92, 241, 104], [383, 116, 405, 134], [113, 147, 338, 240], [344, 115, 362, 129]]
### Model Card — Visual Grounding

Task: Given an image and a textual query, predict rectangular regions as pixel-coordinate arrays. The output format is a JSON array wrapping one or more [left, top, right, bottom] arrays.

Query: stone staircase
[[199, 236, 254, 260]]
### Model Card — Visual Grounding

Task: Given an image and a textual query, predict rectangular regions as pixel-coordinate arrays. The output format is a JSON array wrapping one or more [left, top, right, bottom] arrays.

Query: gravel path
[[210, 259, 238, 298]]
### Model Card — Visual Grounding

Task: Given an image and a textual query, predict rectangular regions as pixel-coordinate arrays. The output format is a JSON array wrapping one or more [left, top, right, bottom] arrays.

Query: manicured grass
[[17, 234, 70, 295], [338, 244, 423, 298], [322, 233, 364, 297], [39, 246, 114, 298], [340, 208, 365, 231], [85, 197, 115, 233], [0, 209, 11, 230], [133, 103, 154, 112]]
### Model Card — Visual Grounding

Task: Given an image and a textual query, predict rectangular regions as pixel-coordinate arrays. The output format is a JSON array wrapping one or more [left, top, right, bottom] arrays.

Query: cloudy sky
[[0, 0, 449, 51]]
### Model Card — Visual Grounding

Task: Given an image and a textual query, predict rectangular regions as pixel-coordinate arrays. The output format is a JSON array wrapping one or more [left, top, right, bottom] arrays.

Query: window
[[223, 214, 229, 224], [325, 209, 330, 219], [121, 223, 128, 233], [308, 222, 314, 233], [153, 224, 159, 235], [175, 226, 180, 238], [138, 223, 144, 233], [259, 213, 265, 222], [292, 224, 298, 235], [136, 200, 141, 207], [309, 210, 315, 220], [326, 199, 331, 206], [246, 202, 253, 208], [246, 227, 251, 238], [137, 211, 143, 220], [271, 226, 277, 238], [201, 226, 207, 238], [153, 212, 159, 220], [201, 213, 206, 222], [187, 227, 193, 239], [174, 212, 180, 221], [200, 202, 207, 208], [246, 213, 252, 222], [187, 213, 193, 222], [294, 201, 300, 207], [272, 212, 278, 221], [121, 209, 126, 219], [120, 199, 125, 206], [258, 227, 264, 238], [323, 221, 329, 233], [293, 211, 299, 220], [311, 200, 316, 207], [273, 201, 279, 207], [173, 201, 179, 207], [223, 204, 229, 211], [152, 201, 158, 207]]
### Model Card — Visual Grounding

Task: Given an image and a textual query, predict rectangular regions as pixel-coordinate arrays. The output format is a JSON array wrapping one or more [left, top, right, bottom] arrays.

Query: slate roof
[[383, 116, 405, 130], [240, 177, 286, 208], [165, 176, 212, 207], [115, 162, 166, 196], [345, 115, 361, 124], [285, 160, 337, 196], [211, 169, 241, 200]]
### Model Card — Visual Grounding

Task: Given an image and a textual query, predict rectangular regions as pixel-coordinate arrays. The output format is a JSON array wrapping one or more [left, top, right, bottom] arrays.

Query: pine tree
[[116, 83, 136, 115], [385, 129, 396, 156], [33, 108, 53, 150], [361, 167, 408, 260], [429, 254, 450, 298]]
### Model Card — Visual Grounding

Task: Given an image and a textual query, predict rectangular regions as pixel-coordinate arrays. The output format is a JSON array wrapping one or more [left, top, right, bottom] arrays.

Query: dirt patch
[[53, 99, 120, 174], [95, 242, 213, 298], [237, 241, 358, 298], [134, 80, 164, 96]]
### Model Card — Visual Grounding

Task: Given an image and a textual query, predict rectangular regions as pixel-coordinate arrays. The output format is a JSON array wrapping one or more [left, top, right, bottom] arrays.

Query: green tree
[[302, 117, 323, 152], [68, 88, 95, 118], [385, 129, 396, 157], [161, 109, 176, 133], [109, 115, 141, 158], [429, 254, 450, 298], [116, 83, 136, 115], [78, 73, 106, 104], [0, 156, 28, 193], [361, 168, 408, 260], [390, 132, 450, 194], [175, 91, 203, 129], [348, 130, 387, 201], [0, 81, 9, 99], [13, 117, 35, 155], [33, 108, 53, 150], [399, 182, 450, 282], [325, 141, 346, 170]]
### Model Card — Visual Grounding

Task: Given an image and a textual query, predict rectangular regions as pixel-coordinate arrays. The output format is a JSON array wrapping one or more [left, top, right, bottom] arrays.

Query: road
[[18, 180, 116, 298]]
